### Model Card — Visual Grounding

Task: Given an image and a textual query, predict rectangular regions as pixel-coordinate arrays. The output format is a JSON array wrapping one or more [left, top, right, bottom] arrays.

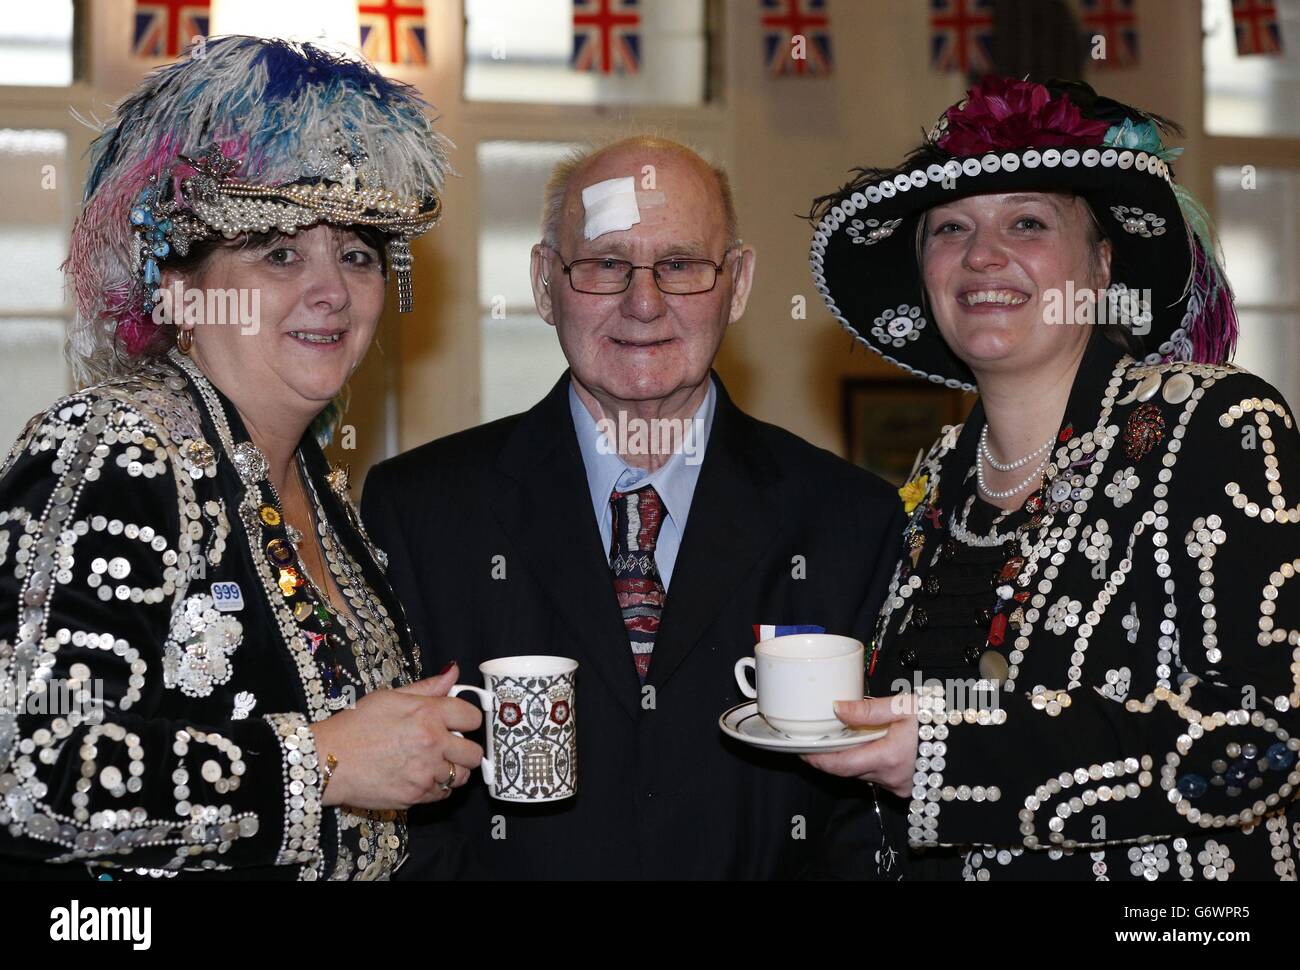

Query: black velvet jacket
[[873, 334, 1300, 880], [0, 350, 417, 880]]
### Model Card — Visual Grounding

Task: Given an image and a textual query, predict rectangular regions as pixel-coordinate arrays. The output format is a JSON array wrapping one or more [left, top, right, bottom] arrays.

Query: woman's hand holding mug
[[311, 661, 484, 809]]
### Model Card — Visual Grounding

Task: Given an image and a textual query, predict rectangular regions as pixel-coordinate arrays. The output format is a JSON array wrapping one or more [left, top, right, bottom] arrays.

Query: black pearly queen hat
[[807, 76, 1239, 390]]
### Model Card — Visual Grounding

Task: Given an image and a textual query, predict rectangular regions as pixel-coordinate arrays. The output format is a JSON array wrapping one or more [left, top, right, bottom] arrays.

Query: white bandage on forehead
[[582, 177, 639, 240], [580, 178, 667, 241]]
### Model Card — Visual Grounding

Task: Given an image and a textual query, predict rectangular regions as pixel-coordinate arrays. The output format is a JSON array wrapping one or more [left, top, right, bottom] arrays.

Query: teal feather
[[1173, 185, 1220, 257], [1171, 185, 1238, 363], [310, 385, 351, 449]]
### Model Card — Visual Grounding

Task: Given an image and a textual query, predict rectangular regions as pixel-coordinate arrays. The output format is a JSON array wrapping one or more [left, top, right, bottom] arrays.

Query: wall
[[71, 0, 1213, 472], [398, 0, 1210, 463], [717, 0, 1206, 455]]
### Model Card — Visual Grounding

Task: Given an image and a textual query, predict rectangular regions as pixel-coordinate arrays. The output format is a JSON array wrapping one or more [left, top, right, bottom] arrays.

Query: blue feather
[[254, 37, 413, 103]]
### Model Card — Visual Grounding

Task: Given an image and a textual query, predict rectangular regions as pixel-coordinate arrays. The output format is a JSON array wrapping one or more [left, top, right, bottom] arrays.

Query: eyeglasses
[[555, 250, 733, 295]]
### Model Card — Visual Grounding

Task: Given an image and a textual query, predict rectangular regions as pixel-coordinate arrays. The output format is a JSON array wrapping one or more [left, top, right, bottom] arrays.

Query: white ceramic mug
[[734, 634, 864, 738], [451, 656, 578, 802]]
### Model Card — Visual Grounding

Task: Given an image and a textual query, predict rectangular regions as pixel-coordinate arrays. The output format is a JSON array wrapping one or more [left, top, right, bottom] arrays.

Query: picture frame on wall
[[842, 378, 973, 487]]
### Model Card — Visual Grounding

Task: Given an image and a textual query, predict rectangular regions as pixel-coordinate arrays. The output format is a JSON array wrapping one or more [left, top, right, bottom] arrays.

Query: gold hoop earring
[[176, 326, 193, 355]]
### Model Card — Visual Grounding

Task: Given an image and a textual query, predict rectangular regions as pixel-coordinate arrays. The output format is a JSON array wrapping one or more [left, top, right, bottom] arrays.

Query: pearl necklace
[[949, 494, 1020, 547], [977, 448, 1050, 500], [980, 425, 1054, 471]]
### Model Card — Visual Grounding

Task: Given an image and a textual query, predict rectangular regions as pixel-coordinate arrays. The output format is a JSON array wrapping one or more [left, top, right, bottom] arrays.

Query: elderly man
[[362, 136, 903, 879]]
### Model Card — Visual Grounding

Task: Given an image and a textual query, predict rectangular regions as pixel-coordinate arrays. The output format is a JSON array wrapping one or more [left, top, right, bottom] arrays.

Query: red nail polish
[[438, 661, 458, 675]]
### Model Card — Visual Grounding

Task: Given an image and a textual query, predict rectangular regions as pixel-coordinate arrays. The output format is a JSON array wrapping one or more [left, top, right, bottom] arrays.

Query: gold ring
[[440, 764, 456, 791]]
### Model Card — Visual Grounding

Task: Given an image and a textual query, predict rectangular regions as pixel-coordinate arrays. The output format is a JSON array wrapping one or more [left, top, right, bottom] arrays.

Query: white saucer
[[719, 702, 887, 754]]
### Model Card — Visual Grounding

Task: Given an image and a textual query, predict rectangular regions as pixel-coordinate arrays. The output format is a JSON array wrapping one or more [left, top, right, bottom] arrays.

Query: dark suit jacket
[[361, 371, 905, 879]]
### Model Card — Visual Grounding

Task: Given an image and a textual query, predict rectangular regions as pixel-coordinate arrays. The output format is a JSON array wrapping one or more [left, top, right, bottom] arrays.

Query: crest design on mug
[[490, 671, 577, 800], [495, 685, 525, 727], [522, 740, 555, 788], [548, 685, 573, 726]]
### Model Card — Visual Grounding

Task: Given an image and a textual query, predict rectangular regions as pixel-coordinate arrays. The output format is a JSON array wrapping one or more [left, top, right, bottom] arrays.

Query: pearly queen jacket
[[872, 334, 1300, 880], [0, 350, 418, 880]]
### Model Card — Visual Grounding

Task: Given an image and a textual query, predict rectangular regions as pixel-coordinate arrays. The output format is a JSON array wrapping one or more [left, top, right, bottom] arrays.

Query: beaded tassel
[[389, 236, 414, 313]]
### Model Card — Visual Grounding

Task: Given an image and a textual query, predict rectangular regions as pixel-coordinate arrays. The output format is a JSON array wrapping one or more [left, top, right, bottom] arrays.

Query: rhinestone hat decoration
[[130, 141, 438, 316]]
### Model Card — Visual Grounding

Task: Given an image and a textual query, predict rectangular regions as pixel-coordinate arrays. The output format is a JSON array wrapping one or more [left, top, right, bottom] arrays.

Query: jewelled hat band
[[185, 175, 442, 239], [132, 144, 439, 315]]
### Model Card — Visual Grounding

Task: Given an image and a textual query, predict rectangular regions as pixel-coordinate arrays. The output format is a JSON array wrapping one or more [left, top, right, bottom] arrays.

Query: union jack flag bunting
[[133, 0, 210, 59], [929, 0, 994, 74], [761, 0, 833, 78], [1232, 0, 1284, 56], [359, 0, 428, 65], [1080, 0, 1139, 68], [572, 0, 642, 75]]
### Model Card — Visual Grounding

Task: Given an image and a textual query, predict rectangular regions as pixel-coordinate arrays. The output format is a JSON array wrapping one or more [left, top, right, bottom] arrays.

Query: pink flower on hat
[[935, 76, 1112, 157]]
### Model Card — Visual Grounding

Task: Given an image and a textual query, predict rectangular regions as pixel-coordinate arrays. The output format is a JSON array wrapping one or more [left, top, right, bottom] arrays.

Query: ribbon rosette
[[936, 77, 1111, 157]]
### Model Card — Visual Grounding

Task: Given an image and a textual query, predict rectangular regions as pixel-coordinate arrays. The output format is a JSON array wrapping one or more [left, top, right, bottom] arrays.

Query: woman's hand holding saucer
[[801, 694, 919, 798]]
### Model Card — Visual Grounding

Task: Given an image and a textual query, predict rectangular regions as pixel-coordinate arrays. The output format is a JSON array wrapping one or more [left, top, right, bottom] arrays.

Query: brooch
[[327, 463, 351, 497], [231, 440, 269, 485], [1123, 403, 1165, 461]]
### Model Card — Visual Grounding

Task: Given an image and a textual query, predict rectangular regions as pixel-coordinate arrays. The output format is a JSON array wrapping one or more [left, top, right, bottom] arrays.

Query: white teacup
[[451, 656, 578, 802], [734, 634, 864, 738]]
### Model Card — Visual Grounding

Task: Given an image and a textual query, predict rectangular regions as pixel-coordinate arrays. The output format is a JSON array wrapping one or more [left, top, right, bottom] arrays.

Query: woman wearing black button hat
[[802, 76, 1299, 881]]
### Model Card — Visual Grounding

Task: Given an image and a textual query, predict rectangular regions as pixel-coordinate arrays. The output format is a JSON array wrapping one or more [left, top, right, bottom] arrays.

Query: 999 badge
[[211, 581, 245, 612]]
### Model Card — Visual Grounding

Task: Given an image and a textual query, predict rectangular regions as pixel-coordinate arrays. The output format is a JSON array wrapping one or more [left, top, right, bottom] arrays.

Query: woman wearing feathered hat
[[802, 77, 1299, 880], [0, 36, 483, 880]]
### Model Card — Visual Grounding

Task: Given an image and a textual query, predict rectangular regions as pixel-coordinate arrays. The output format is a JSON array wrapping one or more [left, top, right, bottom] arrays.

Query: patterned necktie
[[609, 484, 667, 684]]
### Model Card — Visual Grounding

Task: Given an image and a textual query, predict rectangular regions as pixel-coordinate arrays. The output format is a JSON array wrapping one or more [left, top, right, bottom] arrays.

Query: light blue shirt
[[568, 379, 716, 591]]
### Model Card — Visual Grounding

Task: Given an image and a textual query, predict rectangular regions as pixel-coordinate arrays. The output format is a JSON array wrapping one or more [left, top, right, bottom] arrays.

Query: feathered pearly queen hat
[[66, 35, 451, 385], [807, 76, 1238, 391]]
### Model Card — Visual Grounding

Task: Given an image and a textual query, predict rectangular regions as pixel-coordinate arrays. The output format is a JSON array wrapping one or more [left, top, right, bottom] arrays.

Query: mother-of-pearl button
[[1162, 373, 1194, 405], [978, 650, 1010, 681], [1135, 373, 1162, 402], [1116, 376, 1148, 406]]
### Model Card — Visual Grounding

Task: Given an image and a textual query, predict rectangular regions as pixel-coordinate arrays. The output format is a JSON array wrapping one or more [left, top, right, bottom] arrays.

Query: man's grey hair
[[540, 133, 740, 250]]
